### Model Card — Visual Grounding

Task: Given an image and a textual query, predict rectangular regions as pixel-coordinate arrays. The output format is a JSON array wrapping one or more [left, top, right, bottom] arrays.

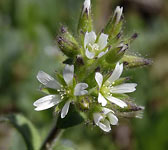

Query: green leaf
[[57, 106, 84, 129], [0, 114, 41, 150]]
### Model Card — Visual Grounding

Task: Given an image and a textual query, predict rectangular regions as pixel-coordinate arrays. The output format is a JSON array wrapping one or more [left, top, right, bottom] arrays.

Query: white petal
[[114, 6, 123, 24], [106, 95, 127, 108], [83, 0, 91, 14], [98, 93, 107, 106], [93, 113, 103, 125], [84, 31, 97, 48], [95, 72, 103, 88], [61, 101, 71, 118], [63, 65, 74, 85], [107, 113, 118, 125], [98, 119, 111, 132], [74, 83, 88, 96], [110, 83, 137, 93], [37, 71, 61, 90], [102, 107, 114, 115], [97, 33, 108, 50], [97, 48, 108, 58], [85, 48, 95, 59], [107, 62, 123, 83], [34, 95, 61, 111]]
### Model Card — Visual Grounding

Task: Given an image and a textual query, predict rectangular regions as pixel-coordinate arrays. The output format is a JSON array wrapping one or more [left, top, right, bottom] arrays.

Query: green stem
[[40, 118, 64, 150]]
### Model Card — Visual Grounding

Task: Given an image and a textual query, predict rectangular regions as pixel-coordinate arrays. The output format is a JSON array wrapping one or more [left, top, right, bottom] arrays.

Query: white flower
[[84, 31, 109, 59], [34, 65, 88, 118], [93, 108, 118, 132], [95, 62, 137, 108], [83, 0, 91, 14], [113, 6, 123, 25]]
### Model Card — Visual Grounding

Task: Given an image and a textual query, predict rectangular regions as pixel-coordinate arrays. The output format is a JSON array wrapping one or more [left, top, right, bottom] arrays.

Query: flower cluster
[[34, 0, 149, 132]]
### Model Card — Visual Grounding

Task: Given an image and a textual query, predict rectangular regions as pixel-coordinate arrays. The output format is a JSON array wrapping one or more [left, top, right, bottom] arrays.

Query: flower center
[[57, 87, 73, 100], [88, 43, 100, 51]]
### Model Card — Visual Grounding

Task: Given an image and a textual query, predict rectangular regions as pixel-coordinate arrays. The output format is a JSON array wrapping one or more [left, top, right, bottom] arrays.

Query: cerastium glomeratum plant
[[34, 0, 151, 133]]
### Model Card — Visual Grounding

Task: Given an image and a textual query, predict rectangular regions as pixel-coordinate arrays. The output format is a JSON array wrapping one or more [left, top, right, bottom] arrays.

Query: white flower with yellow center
[[84, 31, 109, 59], [34, 65, 88, 118], [93, 108, 118, 132], [95, 62, 137, 107]]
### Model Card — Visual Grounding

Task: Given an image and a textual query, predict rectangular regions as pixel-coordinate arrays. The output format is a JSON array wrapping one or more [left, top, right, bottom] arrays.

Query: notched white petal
[[98, 93, 107, 106], [108, 113, 118, 125], [107, 62, 123, 83], [37, 71, 61, 89], [98, 119, 111, 132], [95, 72, 103, 88], [61, 100, 71, 118], [97, 49, 108, 58], [84, 31, 97, 48], [34, 95, 61, 111], [102, 107, 114, 115], [106, 95, 127, 108], [97, 33, 108, 50], [85, 48, 95, 59], [63, 65, 74, 85], [93, 113, 103, 125], [110, 83, 137, 93], [74, 83, 88, 96]]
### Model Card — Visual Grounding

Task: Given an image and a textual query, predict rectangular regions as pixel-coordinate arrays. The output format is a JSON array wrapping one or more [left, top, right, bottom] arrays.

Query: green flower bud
[[57, 26, 80, 57], [78, 0, 93, 41], [120, 55, 152, 68], [103, 6, 123, 40], [105, 43, 128, 64]]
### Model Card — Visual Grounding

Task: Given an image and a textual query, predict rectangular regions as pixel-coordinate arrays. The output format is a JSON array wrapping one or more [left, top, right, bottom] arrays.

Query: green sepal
[[55, 72, 66, 86], [40, 86, 58, 95], [63, 58, 74, 65], [57, 26, 80, 57], [0, 114, 41, 150], [105, 45, 128, 64], [113, 77, 131, 86], [57, 105, 84, 129], [120, 55, 152, 68]]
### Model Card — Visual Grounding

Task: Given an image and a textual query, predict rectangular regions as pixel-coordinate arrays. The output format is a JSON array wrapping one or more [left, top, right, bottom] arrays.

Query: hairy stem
[[40, 117, 64, 150]]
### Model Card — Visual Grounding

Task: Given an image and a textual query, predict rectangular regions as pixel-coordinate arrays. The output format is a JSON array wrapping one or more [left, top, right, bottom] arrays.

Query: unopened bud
[[83, 0, 91, 15], [78, 0, 93, 40], [121, 55, 152, 68], [114, 6, 123, 25], [103, 6, 123, 40], [57, 26, 80, 57]]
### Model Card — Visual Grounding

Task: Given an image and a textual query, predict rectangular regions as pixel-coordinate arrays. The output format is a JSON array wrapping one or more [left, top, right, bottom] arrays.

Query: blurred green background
[[0, 0, 168, 150]]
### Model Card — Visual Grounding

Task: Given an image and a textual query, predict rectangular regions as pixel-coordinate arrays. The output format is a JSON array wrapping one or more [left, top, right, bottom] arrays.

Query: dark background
[[0, 0, 168, 149]]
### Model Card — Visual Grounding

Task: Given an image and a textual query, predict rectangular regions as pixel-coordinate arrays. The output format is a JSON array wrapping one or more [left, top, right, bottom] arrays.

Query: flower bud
[[78, 0, 93, 40], [121, 55, 152, 68], [105, 43, 128, 64], [57, 26, 80, 57], [103, 6, 123, 40]]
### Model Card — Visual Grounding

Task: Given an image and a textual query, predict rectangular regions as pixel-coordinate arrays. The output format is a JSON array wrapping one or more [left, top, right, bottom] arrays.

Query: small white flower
[[114, 6, 123, 25], [34, 65, 88, 118], [84, 31, 109, 59], [93, 108, 118, 132], [83, 0, 91, 14], [95, 62, 137, 108]]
